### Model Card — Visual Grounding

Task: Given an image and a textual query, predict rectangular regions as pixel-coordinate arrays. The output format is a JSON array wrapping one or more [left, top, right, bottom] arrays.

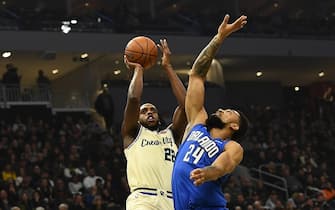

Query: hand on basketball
[[190, 168, 207, 186], [124, 55, 144, 71], [217, 14, 247, 39], [157, 39, 171, 68]]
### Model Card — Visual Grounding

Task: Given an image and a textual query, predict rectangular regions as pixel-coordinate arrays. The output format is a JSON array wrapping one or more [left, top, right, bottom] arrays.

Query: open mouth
[[147, 116, 155, 122]]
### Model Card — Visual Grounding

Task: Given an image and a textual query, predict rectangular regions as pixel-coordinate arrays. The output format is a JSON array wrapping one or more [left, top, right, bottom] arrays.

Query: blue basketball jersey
[[172, 124, 230, 210]]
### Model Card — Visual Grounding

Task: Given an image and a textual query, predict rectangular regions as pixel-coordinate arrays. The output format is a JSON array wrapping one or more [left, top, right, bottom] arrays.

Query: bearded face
[[205, 114, 226, 131]]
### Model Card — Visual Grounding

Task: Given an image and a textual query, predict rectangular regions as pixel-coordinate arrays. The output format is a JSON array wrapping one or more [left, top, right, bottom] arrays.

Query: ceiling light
[[52, 69, 59, 74], [84, 2, 89, 7], [273, 2, 279, 8], [186, 61, 191, 66], [114, 60, 120, 64], [2, 51, 11, 58], [80, 53, 88, 59], [70, 19, 77, 24], [114, 69, 121, 75], [61, 24, 71, 34], [103, 83, 108, 88], [318, 71, 325, 77], [256, 71, 263, 77], [294, 86, 300, 91], [2, 1, 6, 5], [97, 18, 101, 23]]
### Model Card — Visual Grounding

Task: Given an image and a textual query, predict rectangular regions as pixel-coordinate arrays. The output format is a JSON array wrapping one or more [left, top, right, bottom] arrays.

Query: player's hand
[[190, 168, 207, 186], [218, 14, 247, 38], [124, 55, 144, 71], [157, 39, 172, 68]]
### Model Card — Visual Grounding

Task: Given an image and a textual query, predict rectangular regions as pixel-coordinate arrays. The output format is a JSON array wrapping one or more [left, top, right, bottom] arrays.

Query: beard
[[206, 114, 226, 131]]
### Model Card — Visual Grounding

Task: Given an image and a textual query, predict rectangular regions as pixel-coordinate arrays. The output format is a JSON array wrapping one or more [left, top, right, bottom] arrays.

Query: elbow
[[127, 93, 140, 102]]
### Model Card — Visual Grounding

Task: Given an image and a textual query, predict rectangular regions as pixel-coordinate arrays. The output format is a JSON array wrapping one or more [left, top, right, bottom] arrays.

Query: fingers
[[157, 43, 163, 52], [190, 168, 205, 186], [163, 39, 171, 54], [233, 15, 247, 28], [158, 39, 171, 54], [238, 15, 248, 28], [124, 55, 128, 65], [223, 14, 230, 25]]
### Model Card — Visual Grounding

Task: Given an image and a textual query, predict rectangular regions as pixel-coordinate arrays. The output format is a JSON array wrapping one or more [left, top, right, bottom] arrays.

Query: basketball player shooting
[[122, 39, 187, 210], [172, 15, 249, 210]]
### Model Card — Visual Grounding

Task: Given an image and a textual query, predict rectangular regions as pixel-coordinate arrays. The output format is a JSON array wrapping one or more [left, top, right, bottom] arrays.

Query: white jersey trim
[[124, 125, 144, 150]]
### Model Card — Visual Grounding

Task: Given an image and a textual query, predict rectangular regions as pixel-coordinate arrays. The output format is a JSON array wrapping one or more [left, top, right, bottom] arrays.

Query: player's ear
[[230, 123, 239, 131]]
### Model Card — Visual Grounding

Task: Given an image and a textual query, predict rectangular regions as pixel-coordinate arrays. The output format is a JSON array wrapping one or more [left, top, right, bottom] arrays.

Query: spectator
[[36, 70, 51, 101], [68, 174, 84, 195], [83, 169, 104, 190], [58, 203, 69, 210], [322, 182, 335, 208], [2, 164, 17, 182], [36, 70, 50, 87], [94, 86, 114, 133], [0, 189, 11, 210], [2, 64, 21, 86]]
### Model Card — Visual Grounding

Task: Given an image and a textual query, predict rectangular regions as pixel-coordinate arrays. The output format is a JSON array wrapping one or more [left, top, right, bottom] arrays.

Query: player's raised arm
[[186, 15, 248, 127], [121, 56, 144, 148], [158, 39, 187, 145]]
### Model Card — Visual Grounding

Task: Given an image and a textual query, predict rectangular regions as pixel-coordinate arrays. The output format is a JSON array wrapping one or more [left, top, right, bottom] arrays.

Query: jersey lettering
[[186, 131, 220, 158]]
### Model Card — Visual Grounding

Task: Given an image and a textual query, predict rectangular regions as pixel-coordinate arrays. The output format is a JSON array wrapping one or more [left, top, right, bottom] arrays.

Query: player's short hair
[[231, 110, 249, 141]]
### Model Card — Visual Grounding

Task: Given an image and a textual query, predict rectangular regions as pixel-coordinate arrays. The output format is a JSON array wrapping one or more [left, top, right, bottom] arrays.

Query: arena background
[[0, 0, 334, 209]]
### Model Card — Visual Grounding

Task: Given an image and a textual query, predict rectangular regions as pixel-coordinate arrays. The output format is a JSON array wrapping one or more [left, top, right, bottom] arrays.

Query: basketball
[[124, 36, 158, 69]]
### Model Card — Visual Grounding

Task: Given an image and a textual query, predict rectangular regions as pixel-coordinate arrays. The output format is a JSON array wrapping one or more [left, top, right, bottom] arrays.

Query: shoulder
[[225, 140, 243, 152]]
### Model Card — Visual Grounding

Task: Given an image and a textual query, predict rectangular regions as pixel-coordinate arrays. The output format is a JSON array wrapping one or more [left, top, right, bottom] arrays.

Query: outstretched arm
[[121, 56, 144, 148], [158, 39, 187, 145], [190, 141, 243, 186], [186, 15, 248, 129]]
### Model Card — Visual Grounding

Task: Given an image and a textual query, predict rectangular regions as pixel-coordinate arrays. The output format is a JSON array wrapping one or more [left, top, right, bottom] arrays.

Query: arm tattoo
[[192, 35, 223, 78]]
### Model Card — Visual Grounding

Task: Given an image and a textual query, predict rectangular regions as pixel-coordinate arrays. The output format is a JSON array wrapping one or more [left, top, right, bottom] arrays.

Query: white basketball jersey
[[124, 125, 178, 192]]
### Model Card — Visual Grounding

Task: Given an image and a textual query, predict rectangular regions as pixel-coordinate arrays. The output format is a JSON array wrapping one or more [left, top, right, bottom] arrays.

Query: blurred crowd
[[225, 97, 335, 209], [0, 85, 334, 210], [0, 115, 128, 210]]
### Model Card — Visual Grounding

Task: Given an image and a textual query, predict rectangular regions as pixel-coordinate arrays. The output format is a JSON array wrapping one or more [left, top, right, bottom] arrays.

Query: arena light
[[61, 21, 71, 34], [52, 69, 59, 74], [61, 24, 71, 34], [2, 51, 11, 58], [114, 69, 121, 75], [318, 71, 325, 77], [70, 19, 78, 24], [256, 71, 263, 77], [80, 53, 88, 59], [294, 86, 300, 92]]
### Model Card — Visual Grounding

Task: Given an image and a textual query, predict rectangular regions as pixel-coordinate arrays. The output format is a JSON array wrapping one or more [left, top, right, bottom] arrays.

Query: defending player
[[122, 39, 187, 210], [172, 14, 249, 210]]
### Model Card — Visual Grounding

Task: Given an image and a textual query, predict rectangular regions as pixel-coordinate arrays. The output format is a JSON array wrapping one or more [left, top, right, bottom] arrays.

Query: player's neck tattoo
[[192, 35, 223, 78]]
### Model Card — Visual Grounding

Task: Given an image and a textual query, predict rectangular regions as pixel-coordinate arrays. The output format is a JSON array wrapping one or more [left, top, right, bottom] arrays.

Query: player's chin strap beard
[[206, 114, 225, 131]]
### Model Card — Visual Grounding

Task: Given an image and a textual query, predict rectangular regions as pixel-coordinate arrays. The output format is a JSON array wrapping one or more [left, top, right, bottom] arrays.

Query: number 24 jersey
[[172, 124, 230, 210]]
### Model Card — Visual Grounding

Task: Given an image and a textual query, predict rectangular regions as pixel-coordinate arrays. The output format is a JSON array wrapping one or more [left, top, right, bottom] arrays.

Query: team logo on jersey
[[186, 130, 219, 158], [141, 136, 173, 147]]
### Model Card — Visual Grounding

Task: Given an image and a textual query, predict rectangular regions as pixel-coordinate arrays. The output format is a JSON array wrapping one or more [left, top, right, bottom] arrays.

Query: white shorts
[[126, 188, 174, 210]]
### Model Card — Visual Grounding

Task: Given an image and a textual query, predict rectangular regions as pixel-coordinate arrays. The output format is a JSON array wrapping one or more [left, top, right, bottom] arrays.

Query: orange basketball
[[124, 36, 158, 69]]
